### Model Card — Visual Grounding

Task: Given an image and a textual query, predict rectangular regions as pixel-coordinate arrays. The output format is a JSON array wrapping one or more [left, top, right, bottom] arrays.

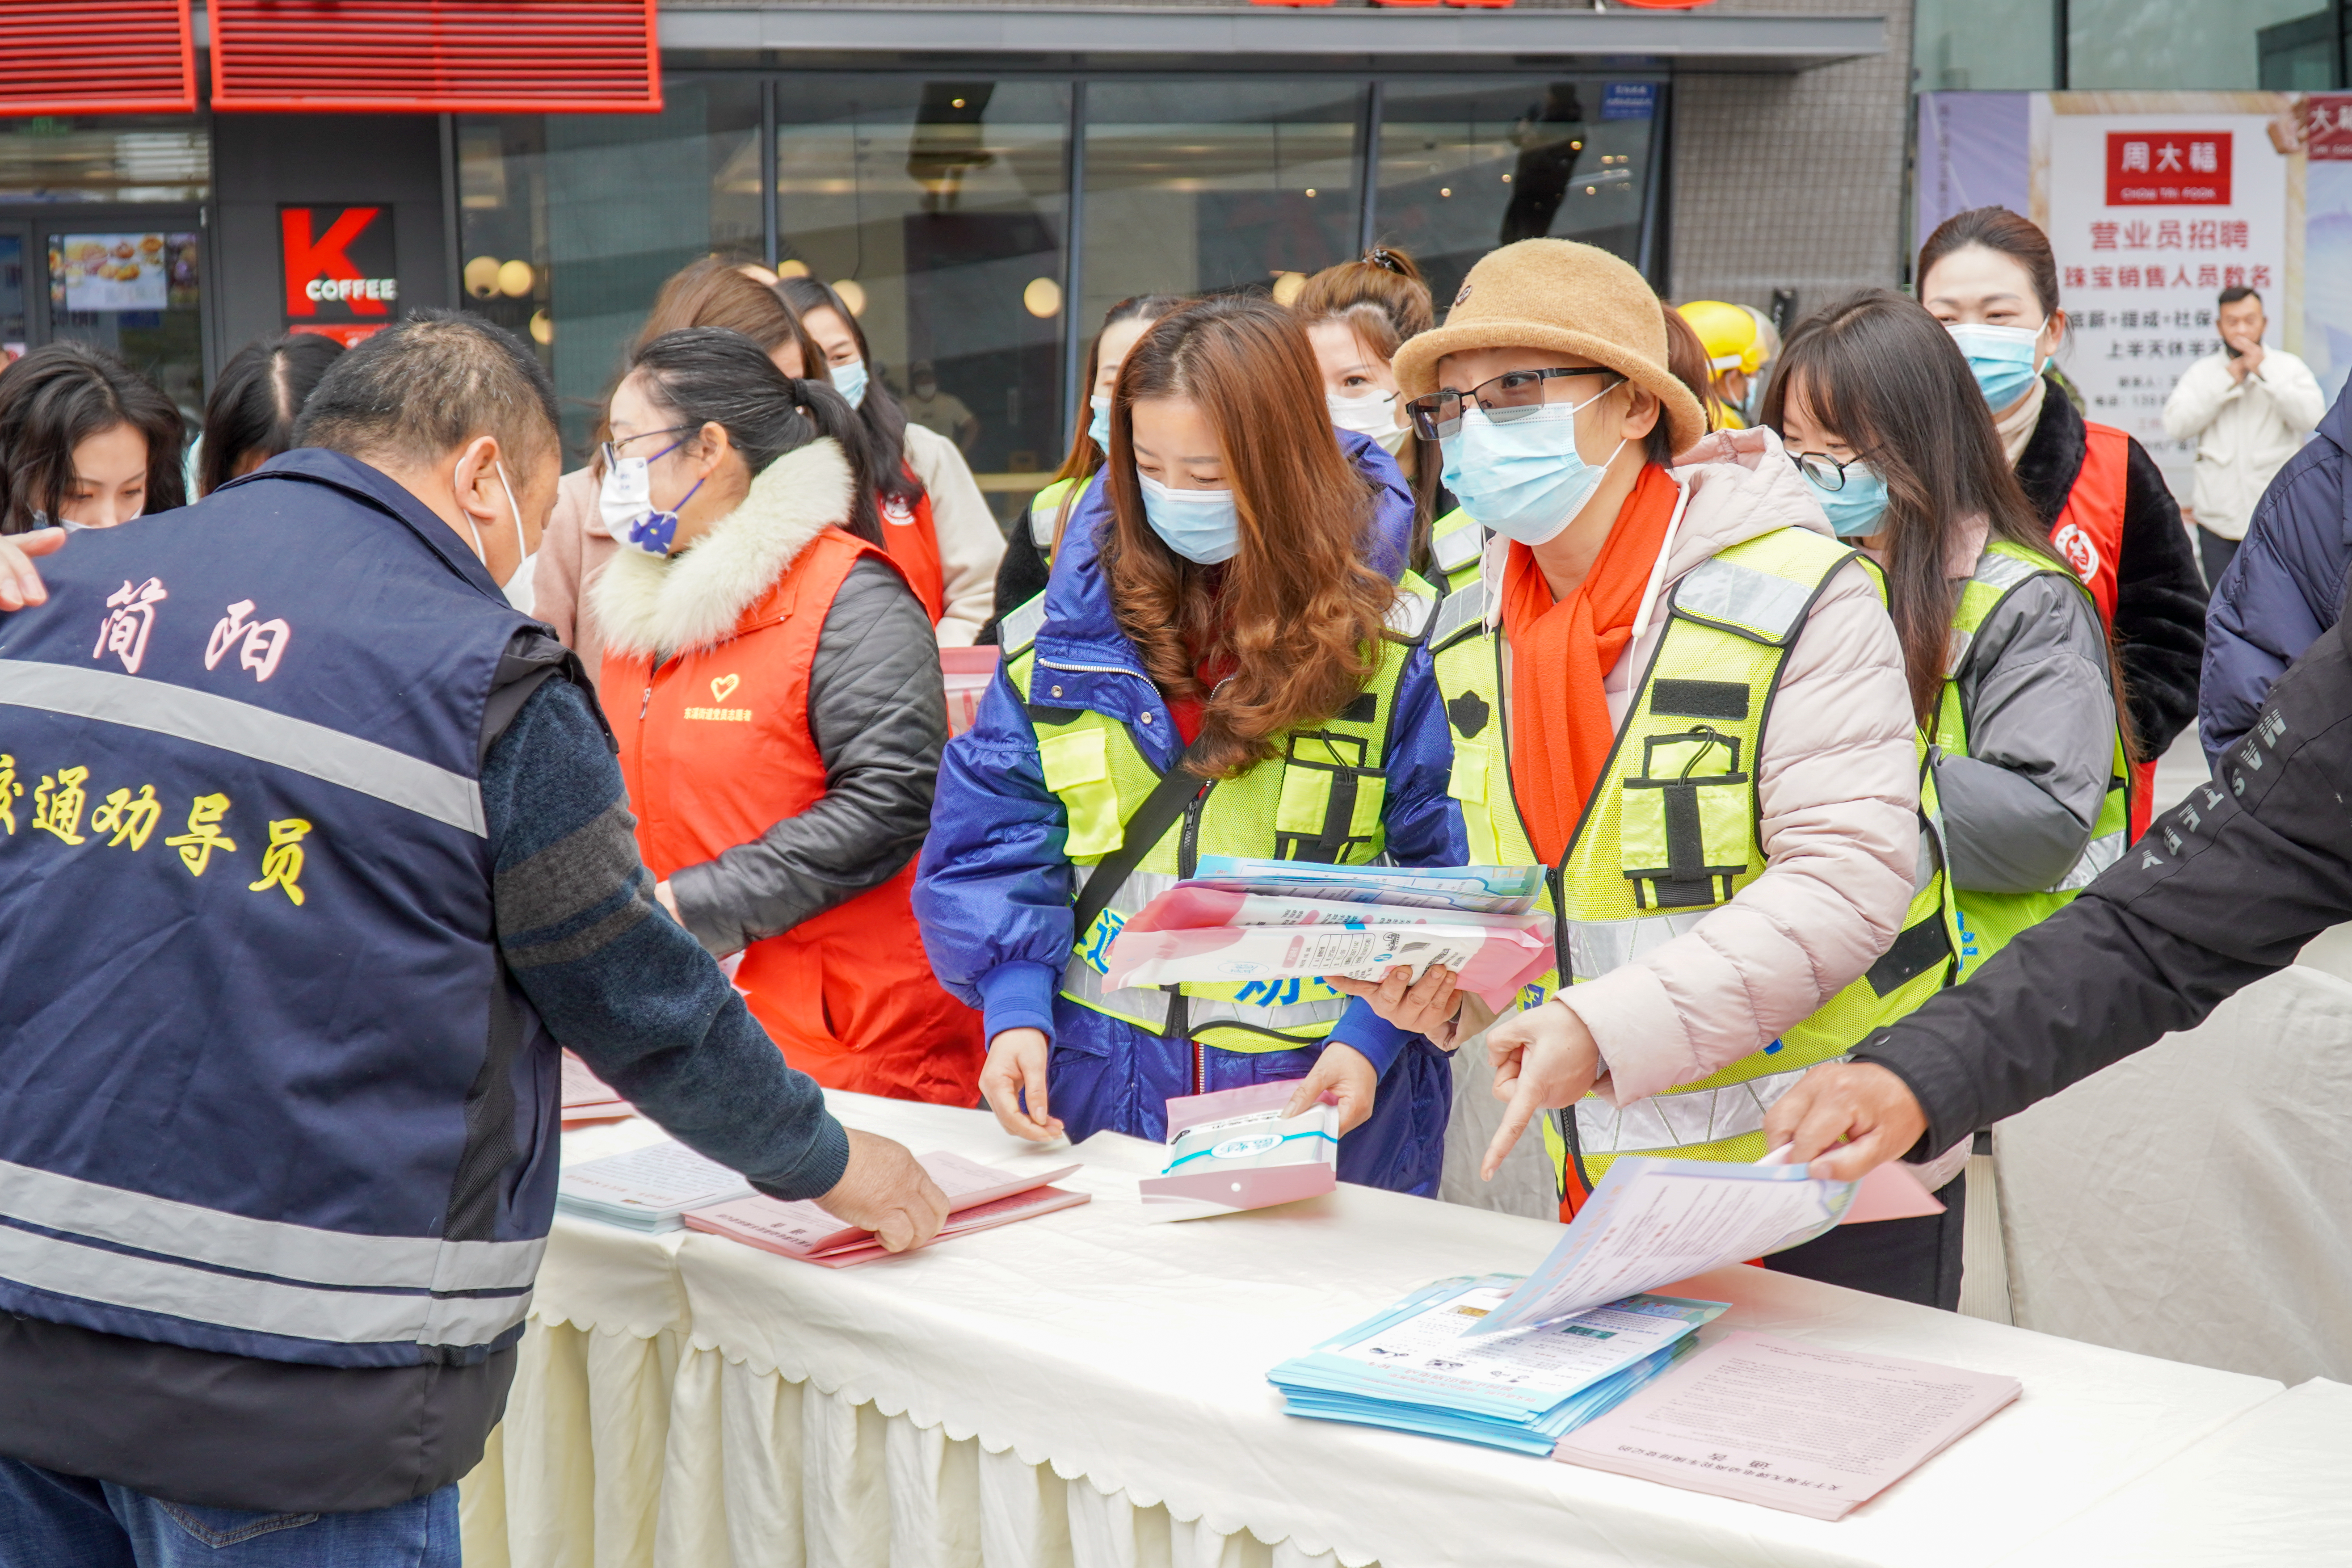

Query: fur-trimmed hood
[[593, 438, 854, 661]]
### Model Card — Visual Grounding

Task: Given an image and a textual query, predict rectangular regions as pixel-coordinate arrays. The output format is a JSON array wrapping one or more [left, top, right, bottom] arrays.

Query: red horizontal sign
[[2106, 131, 2232, 206], [0, 0, 194, 114], [2309, 97, 2352, 163], [212, 0, 659, 114]]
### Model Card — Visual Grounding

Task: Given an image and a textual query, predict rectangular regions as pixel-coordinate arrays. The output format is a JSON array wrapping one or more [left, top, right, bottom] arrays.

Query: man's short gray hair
[[293, 309, 560, 470]]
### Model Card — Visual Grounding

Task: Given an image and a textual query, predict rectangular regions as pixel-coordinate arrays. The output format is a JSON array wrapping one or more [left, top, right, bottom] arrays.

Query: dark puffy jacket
[[2015, 378, 2207, 757], [2199, 383, 2351, 766]]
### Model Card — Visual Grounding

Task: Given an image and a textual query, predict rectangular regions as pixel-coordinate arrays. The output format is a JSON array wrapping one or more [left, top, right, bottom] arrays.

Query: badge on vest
[[683, 673, 753, 723]]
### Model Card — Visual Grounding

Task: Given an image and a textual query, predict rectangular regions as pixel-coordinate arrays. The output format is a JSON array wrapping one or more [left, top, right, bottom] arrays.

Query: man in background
[[903, 360, 981, 458], [2162, 285, 2324, 593]]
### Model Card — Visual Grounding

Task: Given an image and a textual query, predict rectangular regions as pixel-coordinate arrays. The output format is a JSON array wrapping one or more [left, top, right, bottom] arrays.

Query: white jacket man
[[2162, 289, 2325, 588]]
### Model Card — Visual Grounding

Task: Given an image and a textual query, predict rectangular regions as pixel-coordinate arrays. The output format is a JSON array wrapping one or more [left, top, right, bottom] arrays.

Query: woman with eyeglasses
[[594, 326, 984, 1105], [1371, 241, 1952, 1305], [914, 296, 1466, 1194]]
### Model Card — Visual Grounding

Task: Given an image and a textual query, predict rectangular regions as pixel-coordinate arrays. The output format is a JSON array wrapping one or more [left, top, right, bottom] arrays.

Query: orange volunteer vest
[[2045, 421, 2154, 837], [879, 465, 947, 626], [605, 526, 984, 1106]]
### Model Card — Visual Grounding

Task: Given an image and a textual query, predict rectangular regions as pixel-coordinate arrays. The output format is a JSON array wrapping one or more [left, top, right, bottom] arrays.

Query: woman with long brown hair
[[914, 296, 1467, 1194]]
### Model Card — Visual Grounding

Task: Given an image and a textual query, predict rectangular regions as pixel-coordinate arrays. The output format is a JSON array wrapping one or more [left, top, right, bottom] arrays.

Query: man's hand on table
[[1763, 1061, 1930, 1182], [0, 527, 63, 612], [980, 1027, 1064, 1142], [1482, 998, 1601, 1181], [816, 1130, 951, 1252]]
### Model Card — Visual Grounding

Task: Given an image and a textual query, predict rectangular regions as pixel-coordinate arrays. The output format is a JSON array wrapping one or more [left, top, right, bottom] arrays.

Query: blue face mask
[[1438, 400, 1625, 546], [1088, 394, 1111, 450], [1947, 323, 2046, 410], [1137, 471, 1241, 564], [1800, 459, 1890, 538], [831, 357, 870, 410]]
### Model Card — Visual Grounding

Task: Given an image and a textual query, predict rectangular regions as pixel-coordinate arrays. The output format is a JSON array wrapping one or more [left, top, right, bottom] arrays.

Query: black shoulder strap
[[1069, 739, 1211, 940]]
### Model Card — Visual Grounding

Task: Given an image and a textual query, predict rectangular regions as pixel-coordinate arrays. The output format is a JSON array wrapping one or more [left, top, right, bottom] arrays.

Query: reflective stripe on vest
[[1937, 539, 2132, 978], [1428, 508, 1486, 591], [1010, 589, 1431, 1050], [999, 591, 1048, 658], [1029, 475, 1086, 555], [1435, 526, 1961, 1197]]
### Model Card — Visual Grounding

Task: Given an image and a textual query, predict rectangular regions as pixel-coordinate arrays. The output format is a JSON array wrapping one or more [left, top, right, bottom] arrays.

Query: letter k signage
[[279, 205, 400, 339]]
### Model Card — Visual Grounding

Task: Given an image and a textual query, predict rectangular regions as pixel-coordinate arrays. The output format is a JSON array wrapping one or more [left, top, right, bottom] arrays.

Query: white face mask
[[459, 458, 535, 609], [1328, 389, 1408, 454]]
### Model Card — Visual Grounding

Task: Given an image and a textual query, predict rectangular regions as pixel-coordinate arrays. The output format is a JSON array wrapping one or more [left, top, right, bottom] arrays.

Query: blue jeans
[[0, 1460, 458, 1568]]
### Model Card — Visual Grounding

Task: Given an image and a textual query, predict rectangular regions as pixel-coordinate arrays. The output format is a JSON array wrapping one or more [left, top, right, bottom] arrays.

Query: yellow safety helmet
[[1677, 299, 1768, 377]]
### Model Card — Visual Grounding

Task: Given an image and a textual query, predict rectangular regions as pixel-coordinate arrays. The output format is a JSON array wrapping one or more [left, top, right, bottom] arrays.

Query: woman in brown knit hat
[[1354, 239, 1963, 1308]]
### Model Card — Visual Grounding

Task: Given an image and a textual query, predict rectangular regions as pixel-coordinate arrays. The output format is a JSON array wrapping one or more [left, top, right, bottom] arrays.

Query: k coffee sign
[[279, 205, 398, 345]]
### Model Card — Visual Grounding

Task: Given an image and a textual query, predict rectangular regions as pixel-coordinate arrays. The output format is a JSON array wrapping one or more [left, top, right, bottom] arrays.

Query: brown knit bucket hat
[[1392, 239, 1709, 453]]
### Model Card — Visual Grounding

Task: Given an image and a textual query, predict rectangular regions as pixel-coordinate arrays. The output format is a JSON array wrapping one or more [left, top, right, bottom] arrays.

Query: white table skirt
[[461, 1093, 2302, 1568]]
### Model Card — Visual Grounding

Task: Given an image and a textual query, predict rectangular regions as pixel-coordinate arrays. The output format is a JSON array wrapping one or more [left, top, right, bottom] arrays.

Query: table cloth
[[461, 1092, 2289, 1568]]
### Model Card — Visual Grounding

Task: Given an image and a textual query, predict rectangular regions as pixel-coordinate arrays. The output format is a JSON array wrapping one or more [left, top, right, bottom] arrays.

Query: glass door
[[0, 222, 27, 367]]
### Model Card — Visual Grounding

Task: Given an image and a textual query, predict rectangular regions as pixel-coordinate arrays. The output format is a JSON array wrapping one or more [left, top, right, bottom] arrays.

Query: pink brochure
[[1102, 921, 1549, 1009], [1139, 1081, 1339, 1223], [1753, 1144, 1948, 1224], [684, 1150, 1080, 1259], [781, 1182, 1092, 1268], [1553, 1331, 2021, 1519]]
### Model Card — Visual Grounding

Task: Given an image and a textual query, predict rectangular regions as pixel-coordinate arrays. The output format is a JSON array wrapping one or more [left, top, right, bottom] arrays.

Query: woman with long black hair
[[0, 341, 185, 533]]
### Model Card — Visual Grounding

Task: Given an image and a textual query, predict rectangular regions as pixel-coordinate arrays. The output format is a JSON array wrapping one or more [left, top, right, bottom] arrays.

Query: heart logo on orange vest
[[710, 674, 741, 703]]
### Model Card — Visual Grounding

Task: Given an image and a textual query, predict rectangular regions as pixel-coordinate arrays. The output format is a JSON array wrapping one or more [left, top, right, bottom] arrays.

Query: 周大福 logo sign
[[2105, 132, 2232, 206]]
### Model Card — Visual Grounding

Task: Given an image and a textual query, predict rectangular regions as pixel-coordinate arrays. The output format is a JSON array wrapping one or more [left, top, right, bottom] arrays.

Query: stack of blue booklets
[[1268, 1275, 1727, 1456]]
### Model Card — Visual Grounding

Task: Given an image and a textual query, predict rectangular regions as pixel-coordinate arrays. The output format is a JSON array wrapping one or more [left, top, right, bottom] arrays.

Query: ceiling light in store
[[1304, 188, 1317, 198], [530, 309, 553, 346], [1502, 174, 1512, 183], [463, 256, 502, 298], [777, 259, 811, 278], [498, 260, 535, 298], [1023, 277, 1062, 318], [833, 279, 867, 317], [1270, 271, 1306, 306], [1585, 186, 1596, 195], [951, 97, 967, 108], [1440, 187, 1452, 198]]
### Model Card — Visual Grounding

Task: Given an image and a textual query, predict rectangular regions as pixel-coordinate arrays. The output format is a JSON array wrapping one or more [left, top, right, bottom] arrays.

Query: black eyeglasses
[[1406, 367, 1628, 441], [1786, 450, 1854, 492], [597, 426, 693, 470]]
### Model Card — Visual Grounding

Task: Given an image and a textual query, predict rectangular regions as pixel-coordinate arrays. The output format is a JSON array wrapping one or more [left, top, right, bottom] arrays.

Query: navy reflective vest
[[0, 449, 552, 1370]]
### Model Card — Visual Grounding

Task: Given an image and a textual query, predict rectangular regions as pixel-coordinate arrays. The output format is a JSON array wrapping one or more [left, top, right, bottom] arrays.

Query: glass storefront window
[[459, 80, 763, 460], [46, 224, 206, 427], [775, 79, 1071, 492], [1913, 0, 2059, 91], [1375, 79, 1662, 311], [0, 116, 209, 203], [1080, 79, 1364, 325], [2069, 0, 2335, 90]]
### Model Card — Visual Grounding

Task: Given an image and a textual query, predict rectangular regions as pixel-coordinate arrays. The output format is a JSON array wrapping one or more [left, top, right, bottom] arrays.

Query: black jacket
[[2014, 379, 2207, 756], [1853, 605, 2352, 1158]]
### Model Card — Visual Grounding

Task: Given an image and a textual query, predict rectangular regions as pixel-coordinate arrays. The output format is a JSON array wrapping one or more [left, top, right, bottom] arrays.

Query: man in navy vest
[[0, 311, 947, 1563]]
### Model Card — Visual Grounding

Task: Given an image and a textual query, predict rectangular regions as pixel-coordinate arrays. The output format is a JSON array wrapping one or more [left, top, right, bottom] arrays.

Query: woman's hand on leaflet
[[0, 527, 63, 613], [1281, 1041, 1378, 1134], [980, 1027, 1063, 1142], [815, 1130, 951, 1252], [1762, 1061, 1928, 1182], [1328, 965, 1462, 1039], [1482, 998, 1601, 1181]]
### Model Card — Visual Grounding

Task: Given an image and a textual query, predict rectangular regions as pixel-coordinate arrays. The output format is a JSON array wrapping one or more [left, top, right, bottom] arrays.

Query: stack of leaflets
[[685, 1150, 1088, 1266], [1139, 1081, 1340, 1222], [560, 1051, 635, 1127], [1268, 1276, 1728, 1455], [1101, 858, 1554, 1009], [555, 1140, 756, 1232]]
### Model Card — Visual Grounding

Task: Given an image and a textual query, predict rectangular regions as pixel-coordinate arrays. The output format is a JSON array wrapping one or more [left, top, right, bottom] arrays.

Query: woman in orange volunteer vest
[[1917, 207, 2206, 835], [593, 326, 984, 1105], [778, 275, 1005, 645]]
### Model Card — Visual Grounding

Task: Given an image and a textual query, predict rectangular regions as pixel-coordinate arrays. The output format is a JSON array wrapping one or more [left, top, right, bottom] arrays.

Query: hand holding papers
[[1140, 1081, 1340, 1221], [687, 1150, 1086, 1266]]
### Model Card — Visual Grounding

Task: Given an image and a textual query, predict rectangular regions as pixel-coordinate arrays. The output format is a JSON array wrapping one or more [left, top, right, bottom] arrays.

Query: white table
[[459, 1092, 2311, 1568]]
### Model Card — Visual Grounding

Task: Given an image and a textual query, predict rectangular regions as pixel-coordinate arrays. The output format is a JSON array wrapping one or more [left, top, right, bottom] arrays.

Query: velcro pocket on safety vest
[[1619, 727, 1752, 908], [1274, 730, 1387, 864], [1039, 726, 1124, 859]]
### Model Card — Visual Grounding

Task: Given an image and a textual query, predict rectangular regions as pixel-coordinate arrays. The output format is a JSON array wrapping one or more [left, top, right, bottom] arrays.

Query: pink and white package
[[1139, 1081, 1340, 1223], [1102, 885, 1553, 1008]]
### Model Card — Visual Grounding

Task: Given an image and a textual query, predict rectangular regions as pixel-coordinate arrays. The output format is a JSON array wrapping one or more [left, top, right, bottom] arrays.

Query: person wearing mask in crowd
[[0, 340, 185, 534], [537, 256, 833, 675], [192, 332, 345, 497], [1379, 240, 1945, 1304], [2161, 286, 2325, 594], [1918, 207, 2205, 834], [1676, 298, 1779, 433], [903, 360, 981, 456], [980, 294, 1183, 640], [594, 327, 982, 1105], [0, 311, 944, 1559], [1293, 248, 1449, 574], [1769, 289, 2130, 988], [2199, 378, 2352, 766], [778, 275, 1004, 645], [916, 297, 1464, 1194]]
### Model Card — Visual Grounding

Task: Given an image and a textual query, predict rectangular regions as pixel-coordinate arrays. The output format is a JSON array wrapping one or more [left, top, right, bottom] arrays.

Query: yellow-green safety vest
[[1431, 527, 1961, 1196], [1936, 539, 2131, 979], [1426, 506, 1485, 594], [1027, 475, 1092, 562], [1003, 585, 1437, 1055]]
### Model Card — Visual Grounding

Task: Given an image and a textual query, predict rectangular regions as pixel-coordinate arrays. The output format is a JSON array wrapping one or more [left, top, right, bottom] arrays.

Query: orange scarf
[[1502, 463, 1682, 867]]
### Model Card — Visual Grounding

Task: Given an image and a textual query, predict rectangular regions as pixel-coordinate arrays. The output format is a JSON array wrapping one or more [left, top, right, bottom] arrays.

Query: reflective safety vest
[[1003, 586, 1435, 1055], [1431, 527, 1960, 1201], [0, 450, 552, 1369], [1027, 475, 1094, 564], [1426, 507, 1486, 594], [1936, 540, 2131, 979]]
